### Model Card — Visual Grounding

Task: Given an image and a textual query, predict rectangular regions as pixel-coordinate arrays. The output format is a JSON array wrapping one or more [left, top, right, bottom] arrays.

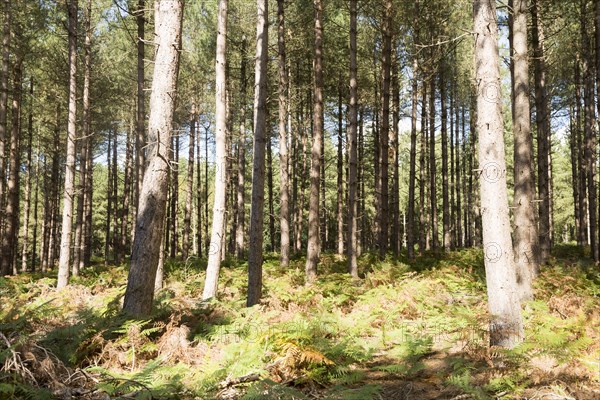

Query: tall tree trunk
[[575, 60, 587, 246], [267, 135, 275, 252], [112, 129, 119, 263], [391, 55, 400, 256], [305, 0, 323, 282], [429, 74, 438, 252], [347, 0, 358, 277], [580, 0, 598, 261], [474, 0, 523, 348], [441, 66, 450, 252], [336, 80, 344, 256], [196, 117, 203, 256], [246, 0, 269, 306], [32, 139, 40, 272], [182, 104, 196, 260], [20, 79, 34, 272], [378, 0, 392, 258], [74, 0, 92, 274], [202, 0, 228, 300], [511, 0, 538, 300], [170, 131, 179, 258], [105, 130, 112, 265], [531, 0, 552, 263], [83, 129, 93, 267], [0, 53, 22, 275], [277, 0, 290, 266], [0, 0, 10, 246], [407, 55, 418, 260], [236, 37, 247, 259], [121, 118, 133, 260], [418, 82, 427, 254], [358, 109, 364, 256], [56, 0, 78, 288], [122, 0, 183, 316], [455, 93, 463, 247], [135, 0, 146, 223]]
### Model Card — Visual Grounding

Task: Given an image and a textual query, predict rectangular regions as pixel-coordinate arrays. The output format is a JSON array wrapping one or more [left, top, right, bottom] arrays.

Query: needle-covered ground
[[1, 246, 599, 399]]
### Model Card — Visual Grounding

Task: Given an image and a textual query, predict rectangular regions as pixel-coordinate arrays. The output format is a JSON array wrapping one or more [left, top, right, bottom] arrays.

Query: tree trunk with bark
[[510, 0, 538, 300], [57, 0, 78, 288], [347, 0, 358, 277], [20, 79, 34, 272], [0, 0, 10, 248], [0, 53, 22, 276], [122, 0, 183, 316], [531, 0, 552, 263], [305, 0, 324, 282], [202, 0, 229, 300], [246, 0, 269, 306], [474, 0, 524, 348]]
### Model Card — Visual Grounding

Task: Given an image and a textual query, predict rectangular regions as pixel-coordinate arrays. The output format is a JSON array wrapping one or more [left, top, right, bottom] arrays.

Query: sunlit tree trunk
[[247, 0, 269, 306], [182, 103, 196, 260], [305, 0, 323, 282], [134, 0, 146, 226], [122, 0, 183, 316], [236, 37, 247, 259], [336, 80, 344, 256], [277, 0, 290, 266], [202, 0, 229, 300], [474, 0, 524, 348], [510, 0, 538, 300], [56, 0, 78, 288]]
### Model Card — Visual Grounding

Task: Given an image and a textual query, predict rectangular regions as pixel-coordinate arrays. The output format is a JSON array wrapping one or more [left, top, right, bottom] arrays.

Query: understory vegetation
[[1, 246, 599, 399]]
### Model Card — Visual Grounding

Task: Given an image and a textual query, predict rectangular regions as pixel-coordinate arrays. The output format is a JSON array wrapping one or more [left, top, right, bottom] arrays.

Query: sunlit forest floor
[[1, 245, 599, 399]]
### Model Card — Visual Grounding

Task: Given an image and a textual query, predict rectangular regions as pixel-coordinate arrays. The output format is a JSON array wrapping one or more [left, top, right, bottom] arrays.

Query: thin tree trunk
[[267, 135, 275, 252], [246, 0, 269, 306], [20, 78, 34, 273], [407, 55, 418, 260], [455, 92, 463, 247], [419, 82, 427, 254], [531, 0, 552, 263], [122, 0, 183, 316], [378, 0, 392, 258], [0, 53, 22, 276], [74, 0, 92, 274], [121, 117, 132, 260], [580, 0, 598, 261], [196, 117, 203, 256], [511, 0, 538, 300], [305, 0, 323, 282], [277, 0, 290, 265], [0, 0, 10, 246], [32, 139, 40, 272], [429, 74, 438, 252], [170, 131, 179, 258], [336, 80, 344, 256], [182, 103, 196, 260], [56, 0, 78, 288], [347, 0, 358, 277], [441, 66, 450, 252], [575, 60, 587, 246], [202, 0, 229, 300], [236, 37, 247, 259], [134, 0, 146, 224], [105, 130, 112, 265], [474, 0, 524, 348], [112, 128, 119, 263], [391, 56, 400, 256]]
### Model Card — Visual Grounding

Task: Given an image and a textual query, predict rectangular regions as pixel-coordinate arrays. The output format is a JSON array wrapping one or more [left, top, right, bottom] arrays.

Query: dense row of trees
[[0, 0, 599, 347]]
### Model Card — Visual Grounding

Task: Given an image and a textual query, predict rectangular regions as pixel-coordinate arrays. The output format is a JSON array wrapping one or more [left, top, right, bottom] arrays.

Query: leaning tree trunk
[[347, 0, 359, 277], [122, 0, 183, 317], [473, 0, 524, 348], [510, 0, 538, 300], [56, 0, 78, 288], [246, 0, 269, 306], [305, 0, 324, 282], [202, 0, 228, 300]]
